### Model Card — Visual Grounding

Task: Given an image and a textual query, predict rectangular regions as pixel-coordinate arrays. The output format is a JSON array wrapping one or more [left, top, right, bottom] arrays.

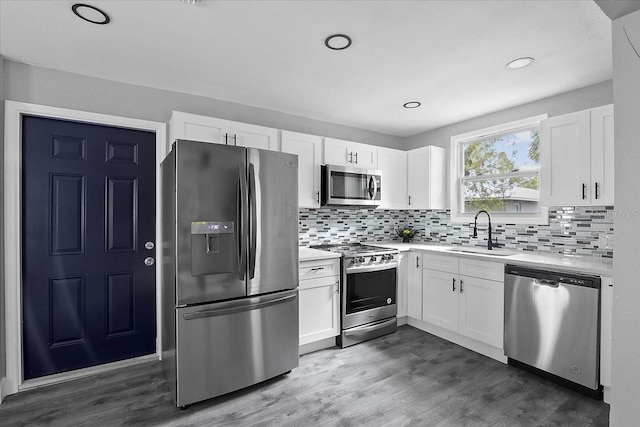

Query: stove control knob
[[370, 256, 377, 262]]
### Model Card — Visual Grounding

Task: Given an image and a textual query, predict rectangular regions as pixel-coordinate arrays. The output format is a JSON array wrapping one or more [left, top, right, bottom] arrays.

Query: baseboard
[[0, 376, 7, 404], [407, 317, 507, 364], [397, 316, 408, 326], [299, 337, 337, 355], [603, 386, 612, 404], [19, 354, 159, 392]]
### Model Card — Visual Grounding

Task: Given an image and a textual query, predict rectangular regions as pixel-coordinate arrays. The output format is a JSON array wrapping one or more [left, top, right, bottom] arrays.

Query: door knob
[[144, 257, 155, 266], [145, 241, 155, 250]]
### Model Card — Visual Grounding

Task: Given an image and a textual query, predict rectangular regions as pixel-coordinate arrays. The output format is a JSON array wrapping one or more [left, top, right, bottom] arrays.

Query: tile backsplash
[[299, 206, 614, 258]]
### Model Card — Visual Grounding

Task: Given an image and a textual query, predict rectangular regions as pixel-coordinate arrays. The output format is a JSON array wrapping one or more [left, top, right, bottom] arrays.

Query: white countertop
[[299, 246, 341, 262], [366, 241, 613, 277]]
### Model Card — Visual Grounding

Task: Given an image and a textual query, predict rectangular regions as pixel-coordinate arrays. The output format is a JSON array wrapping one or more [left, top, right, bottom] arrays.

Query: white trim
[[19, 354, 158, 392], [3, 100, 167, 399], [449, 114, 549, 225], [0, 377, 7, 403]]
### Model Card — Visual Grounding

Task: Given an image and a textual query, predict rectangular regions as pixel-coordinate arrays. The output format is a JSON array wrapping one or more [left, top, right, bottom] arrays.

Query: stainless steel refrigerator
[[161, 139, 299, 408]]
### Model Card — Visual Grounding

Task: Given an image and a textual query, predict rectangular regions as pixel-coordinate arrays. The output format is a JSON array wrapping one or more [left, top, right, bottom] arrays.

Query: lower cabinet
[[600, 276, 613, 399], [406, 252, 505, 359], [407, 251, 423, 319], [396, 253, 408, 318], [298, 258, 341, 346]]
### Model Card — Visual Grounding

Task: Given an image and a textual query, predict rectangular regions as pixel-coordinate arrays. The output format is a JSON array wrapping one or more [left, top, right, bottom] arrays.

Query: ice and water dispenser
[[190, 221, 235, 276]]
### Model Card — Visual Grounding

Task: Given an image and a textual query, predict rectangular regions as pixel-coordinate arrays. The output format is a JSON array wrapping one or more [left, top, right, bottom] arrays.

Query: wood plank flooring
[[0, 326, 609, 426]]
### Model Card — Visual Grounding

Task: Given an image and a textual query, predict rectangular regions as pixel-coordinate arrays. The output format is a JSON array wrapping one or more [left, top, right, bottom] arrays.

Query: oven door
[[323, 165, 381, 206], [342, 262, 397, 329]]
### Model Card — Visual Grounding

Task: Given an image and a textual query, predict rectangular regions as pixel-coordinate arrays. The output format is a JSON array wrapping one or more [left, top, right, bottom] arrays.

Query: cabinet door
[[324, 137, 378, 169], [378, 147, 408, 209], [540, 110, 591, 206], [422, 269, 458, 332], [281, 131, 322, 208], [407, 146, 446, 209], [299, 276, 340, 345], [352, 144, 378, 169], [230, 122, 279, 151], [397, 253, 408, 317], [590, 105, 614, 205], [600, 276, 613, 388], [458, 275, 504, 348], [170, 111, 230, 145], [406, 252, 423, 319]]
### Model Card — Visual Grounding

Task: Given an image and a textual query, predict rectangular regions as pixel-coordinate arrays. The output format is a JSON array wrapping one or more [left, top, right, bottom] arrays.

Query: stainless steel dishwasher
[[504, 265, 601, 396]]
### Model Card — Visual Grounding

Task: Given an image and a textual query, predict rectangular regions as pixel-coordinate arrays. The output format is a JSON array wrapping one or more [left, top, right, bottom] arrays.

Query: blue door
[[22, 115, 156, 380]]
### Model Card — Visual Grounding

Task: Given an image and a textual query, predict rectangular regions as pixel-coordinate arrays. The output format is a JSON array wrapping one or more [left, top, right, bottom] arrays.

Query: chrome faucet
[[473, 210, 495, 250]]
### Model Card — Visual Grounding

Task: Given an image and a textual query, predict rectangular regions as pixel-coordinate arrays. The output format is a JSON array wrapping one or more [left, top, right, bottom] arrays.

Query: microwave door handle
[[368, 175, 378, 200], [248, 163, 257, 280]]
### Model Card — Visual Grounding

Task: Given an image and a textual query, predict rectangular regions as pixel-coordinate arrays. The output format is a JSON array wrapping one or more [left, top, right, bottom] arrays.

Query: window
[[450, 115, 549, 224]]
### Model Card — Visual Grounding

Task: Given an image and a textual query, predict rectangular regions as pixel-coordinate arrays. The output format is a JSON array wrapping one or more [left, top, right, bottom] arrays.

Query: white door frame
[[2, 100, 167, 399]]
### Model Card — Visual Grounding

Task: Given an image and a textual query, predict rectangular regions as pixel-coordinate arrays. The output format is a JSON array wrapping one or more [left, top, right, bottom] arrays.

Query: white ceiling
[[0, 0, 612, 137]]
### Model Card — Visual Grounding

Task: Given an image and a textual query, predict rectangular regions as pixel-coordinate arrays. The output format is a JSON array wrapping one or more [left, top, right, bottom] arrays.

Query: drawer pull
[[310, 267, 325, 271]]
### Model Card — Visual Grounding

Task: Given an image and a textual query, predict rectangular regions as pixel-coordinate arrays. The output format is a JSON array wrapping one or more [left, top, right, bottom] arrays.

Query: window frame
[[449, 114, 549, 225]]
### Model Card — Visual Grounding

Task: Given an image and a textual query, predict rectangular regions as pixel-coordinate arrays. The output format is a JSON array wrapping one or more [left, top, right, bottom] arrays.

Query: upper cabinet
[[324, 137, 378, 169], [407, 146, 447, 209], [169, 111, 279, 151], [377, 147, 408, 209], [281, 130, 323, 208], [540, 104, 614, 206]]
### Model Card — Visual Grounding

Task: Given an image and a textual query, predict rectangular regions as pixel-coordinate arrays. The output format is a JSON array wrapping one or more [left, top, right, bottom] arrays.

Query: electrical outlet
[[599, 234, 614, 250]]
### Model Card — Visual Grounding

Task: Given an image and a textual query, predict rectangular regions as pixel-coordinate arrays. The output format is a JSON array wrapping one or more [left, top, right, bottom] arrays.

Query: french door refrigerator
[[161, 139, 299, 408]]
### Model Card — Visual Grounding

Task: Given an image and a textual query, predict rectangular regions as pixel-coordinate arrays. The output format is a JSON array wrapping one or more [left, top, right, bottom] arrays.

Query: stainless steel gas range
[[310, 243, 399, 347]]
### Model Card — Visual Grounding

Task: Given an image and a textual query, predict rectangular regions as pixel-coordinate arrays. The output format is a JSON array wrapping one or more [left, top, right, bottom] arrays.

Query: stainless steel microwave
[[321, 165, 382, 207]]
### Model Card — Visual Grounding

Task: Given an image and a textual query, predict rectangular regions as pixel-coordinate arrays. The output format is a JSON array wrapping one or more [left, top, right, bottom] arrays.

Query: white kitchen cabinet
[[169, 111, 278, 151], [377, 147, 408, 209], [600, 276, 613, 391], [324, 137, 378, 169], [406, 251, 423, 319], [170, 111, 230, 145], [407, 146, 446, 209], [540, 104, 614, 206], [298, 258, 341, 346], [422, 253, 504, 349], [396, 253, 408, 319], [230, 121, 279, 151], [281, 131, 323, 208]]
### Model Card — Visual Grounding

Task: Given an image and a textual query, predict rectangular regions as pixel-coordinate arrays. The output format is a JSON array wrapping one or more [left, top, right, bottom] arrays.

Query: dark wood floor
[[0, 326, 609, 426]]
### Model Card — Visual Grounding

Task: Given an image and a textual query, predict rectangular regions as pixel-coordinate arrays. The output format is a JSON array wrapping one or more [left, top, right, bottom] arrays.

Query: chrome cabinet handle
[[452, 278, 456, 292], [582, 183, 587, 200], [316, 190, 320, 204], [408, 195, 412, 206], [354, 152, 358, 164], [460, 280, 464, 293], [416, 257, 419, 268], [233, 134, 238, 146], [225, 133, 229, 145], [309, 267, 324, 271], [595, 182, 600, 199], [348, 152, 353, 163]]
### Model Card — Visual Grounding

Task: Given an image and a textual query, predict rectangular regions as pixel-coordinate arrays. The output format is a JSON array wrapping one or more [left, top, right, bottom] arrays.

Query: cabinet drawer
[[299, 258, 340, 280], [423, 253, 459, 274], [299, 275, 340, 291], [458, 258, 504, 282]]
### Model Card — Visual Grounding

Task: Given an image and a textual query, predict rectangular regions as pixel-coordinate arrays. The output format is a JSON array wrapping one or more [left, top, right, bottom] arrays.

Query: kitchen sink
[[445, 248, 515, 257]]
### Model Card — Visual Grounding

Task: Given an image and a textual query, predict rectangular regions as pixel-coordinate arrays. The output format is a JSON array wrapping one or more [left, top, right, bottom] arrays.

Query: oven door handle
[[346, 261, 397, 274]]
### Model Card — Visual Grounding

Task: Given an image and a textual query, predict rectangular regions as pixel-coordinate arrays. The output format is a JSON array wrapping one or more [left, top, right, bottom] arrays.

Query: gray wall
[[2, 60, 403, 149], [403, 80, 613, 150], [0, 56, 5, 396], [611, 10, 640, 426]]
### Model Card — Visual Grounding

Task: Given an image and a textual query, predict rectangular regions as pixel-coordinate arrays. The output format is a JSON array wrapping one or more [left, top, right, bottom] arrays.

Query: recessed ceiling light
[[71, 3, 110, 25], [403, 101, 421, 109], [325, 34, 352, 50], [506, 57, 534, 69]]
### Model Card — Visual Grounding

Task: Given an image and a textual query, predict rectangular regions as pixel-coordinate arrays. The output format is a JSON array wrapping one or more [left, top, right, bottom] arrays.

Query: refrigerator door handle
[[181, 293, 296, 320], [248, 163, 258, 279], [237, 167, 248, 280]]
